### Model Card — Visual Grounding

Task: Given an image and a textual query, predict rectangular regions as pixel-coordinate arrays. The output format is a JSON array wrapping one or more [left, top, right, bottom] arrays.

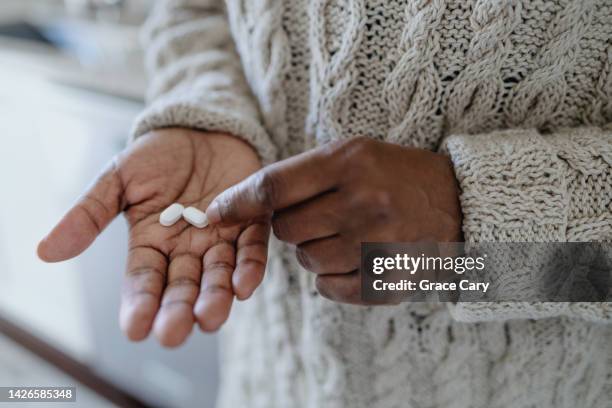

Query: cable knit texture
[[133, 1, 612, 407]]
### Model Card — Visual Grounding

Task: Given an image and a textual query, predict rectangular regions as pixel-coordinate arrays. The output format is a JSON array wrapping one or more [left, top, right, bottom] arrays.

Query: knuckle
[[371, 188, 393, 207], [316, 275, 361, 303], [315, 276, 333, 299], [295, 246, 313, 272], [202, 283, 232, 295], [320, 139, 345, 155], [79, 198, 105, 233], [347, 189, 367, 209], [340, 136, 372, 158], [319, 140, 342, 160], [349, 188, 375, 207], [271, 215, 292, 242], [252, 170, 280, 211], [368, 205, 394, 227], [363, 187, 392, 208], [345, 278, 362, 303], [324, 137, 368, 160], [206, 261, 235, 274], [217, 192, 237, 222], [350, 189, 394, 221], [332, 137, 380, 177], [372, 207, 393, 225], [166, 276, 199, 290], [125, 266, 166, 284], [348, 135, 372, 148]]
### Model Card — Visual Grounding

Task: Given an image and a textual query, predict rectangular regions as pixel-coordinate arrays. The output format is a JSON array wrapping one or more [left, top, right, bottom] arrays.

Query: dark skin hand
[[205, 137, 463, 305], [38, 128, 269, 347]]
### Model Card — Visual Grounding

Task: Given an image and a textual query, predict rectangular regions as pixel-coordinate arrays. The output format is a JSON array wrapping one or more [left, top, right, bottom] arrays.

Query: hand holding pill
[[37, 129, 270, 347]]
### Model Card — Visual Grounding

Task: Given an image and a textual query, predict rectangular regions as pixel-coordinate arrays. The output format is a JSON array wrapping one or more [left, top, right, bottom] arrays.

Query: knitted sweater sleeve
[[130, 0, 277, 164], [444, 125, 612, 324]]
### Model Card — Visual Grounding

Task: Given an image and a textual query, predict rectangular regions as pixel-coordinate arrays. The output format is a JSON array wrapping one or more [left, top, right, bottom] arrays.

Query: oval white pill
[[183, 206, 208, 228], [159, 203, 184, 227]]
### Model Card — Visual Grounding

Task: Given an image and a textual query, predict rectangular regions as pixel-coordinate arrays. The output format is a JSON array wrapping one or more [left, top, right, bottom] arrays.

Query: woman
[[38, 0, 611, 407]]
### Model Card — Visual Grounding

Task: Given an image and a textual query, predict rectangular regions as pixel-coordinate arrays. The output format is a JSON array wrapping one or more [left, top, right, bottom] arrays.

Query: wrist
[[428, 153, 464, 242], [144, 127, 261, 166]]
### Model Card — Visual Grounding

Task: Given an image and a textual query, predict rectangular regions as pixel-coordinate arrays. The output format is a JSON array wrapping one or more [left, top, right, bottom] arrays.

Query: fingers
[[272, 192, 342, 244], [195, 241, 236, 332], [120, 245, 167, 342], [296, 235, 360, 275], [153, 253, 202, 347], [38, 159, 124, 262], [233, 221, 270, 300], [206, 144, 341, 225]]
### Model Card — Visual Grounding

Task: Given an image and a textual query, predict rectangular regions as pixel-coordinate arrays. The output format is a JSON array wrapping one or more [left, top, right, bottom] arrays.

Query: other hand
[[205, 137, 462, 304], [38, 129, 269, 346]]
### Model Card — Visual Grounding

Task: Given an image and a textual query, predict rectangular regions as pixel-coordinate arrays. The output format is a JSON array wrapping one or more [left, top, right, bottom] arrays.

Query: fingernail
[[206, 201, 222, 224], [36, 238, 49, 261]]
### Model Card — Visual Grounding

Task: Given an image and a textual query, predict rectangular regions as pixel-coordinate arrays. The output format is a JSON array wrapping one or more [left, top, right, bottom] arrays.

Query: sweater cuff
[[444, 128, 569, 243], [130, 92, 278, 165], [443, 128, 612, 324]]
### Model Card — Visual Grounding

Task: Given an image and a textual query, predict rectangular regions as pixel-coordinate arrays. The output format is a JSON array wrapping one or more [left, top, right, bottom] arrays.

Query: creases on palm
[[38, 129, 270, 348]]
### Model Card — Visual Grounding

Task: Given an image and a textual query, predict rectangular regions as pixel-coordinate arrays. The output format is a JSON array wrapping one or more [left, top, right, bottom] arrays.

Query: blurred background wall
[[0, 1, 219, 407]]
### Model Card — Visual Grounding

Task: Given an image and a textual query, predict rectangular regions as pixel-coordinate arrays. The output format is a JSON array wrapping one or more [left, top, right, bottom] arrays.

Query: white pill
[[183, 206, 208, 228], [159, 203, 185, 226]]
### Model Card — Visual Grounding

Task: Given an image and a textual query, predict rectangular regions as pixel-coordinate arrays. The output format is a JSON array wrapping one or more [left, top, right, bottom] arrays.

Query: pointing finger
[[206, 144, 341, 225]]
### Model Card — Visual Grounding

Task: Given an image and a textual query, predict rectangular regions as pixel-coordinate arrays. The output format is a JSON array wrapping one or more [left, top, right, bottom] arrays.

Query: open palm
[[38, 129, 270, 347]]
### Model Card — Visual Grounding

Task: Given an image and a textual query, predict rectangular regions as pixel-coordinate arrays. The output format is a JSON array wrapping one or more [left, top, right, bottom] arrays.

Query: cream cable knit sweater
[[133, 0, 612, 407]]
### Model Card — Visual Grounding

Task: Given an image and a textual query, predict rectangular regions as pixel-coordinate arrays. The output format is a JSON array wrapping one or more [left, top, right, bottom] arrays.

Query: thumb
[[37, 159, 124, 263]]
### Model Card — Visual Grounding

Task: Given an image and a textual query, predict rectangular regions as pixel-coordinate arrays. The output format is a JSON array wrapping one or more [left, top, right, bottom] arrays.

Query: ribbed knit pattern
[[132, 0, 612, 407]]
